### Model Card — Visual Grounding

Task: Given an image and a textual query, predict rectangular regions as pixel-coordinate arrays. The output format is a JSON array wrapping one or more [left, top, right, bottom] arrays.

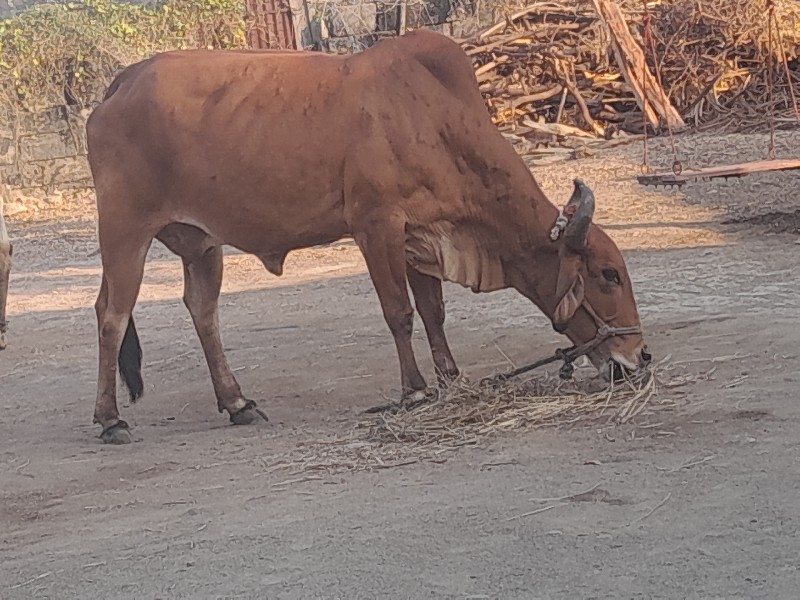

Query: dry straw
[[267, 358, 699, 475]]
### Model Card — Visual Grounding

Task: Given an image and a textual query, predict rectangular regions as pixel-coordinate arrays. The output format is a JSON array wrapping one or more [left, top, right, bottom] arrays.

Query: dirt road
[[1, 131, 798, 599]]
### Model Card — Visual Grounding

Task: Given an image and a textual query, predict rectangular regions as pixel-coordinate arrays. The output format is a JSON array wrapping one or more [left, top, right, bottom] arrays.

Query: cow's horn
[[563, 179, 595, 250]]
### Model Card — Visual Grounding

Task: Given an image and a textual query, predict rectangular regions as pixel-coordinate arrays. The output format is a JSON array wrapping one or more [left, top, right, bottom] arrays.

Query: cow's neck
[[492, 166, 562, 310], [406, 150, 562, 298], [466, 131, 562, 252]]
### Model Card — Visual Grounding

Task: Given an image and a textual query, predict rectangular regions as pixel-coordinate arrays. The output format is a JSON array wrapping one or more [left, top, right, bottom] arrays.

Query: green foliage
[[0, 0, 248, 111]]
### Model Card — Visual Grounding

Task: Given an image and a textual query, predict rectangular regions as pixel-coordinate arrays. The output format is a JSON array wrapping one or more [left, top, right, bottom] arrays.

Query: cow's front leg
[[407, 267, 459, 385], [353, 218, 427, 399]]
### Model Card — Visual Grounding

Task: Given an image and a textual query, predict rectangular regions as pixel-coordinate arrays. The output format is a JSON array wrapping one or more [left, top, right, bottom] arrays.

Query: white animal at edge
[[0, 187, 11, 350]]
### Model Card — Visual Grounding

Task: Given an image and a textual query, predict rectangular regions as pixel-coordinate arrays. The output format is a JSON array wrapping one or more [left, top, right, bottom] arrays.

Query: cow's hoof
[[363, 388, 438, 415], [230, 408, 257, 425], [229, 401, 268, 426], [405, 389, 429, 403], [100, 420, 132, 445], [401, 388, 439, 409]]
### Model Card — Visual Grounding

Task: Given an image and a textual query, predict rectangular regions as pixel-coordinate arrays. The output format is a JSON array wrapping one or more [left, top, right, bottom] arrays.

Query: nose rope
[[481, 301, 642, 386]]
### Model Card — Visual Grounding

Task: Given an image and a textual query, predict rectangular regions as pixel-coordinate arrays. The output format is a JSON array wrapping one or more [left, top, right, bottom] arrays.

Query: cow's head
[[548, 180, 648, 376], [514, 180, 649, 378]]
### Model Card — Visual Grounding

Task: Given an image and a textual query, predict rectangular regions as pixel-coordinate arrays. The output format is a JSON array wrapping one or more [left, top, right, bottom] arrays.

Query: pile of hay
[[367, 367, 661, 443], [266, 359, 697, 475]]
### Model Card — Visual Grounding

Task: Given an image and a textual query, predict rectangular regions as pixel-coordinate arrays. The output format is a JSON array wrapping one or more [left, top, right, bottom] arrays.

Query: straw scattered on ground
[[265, 358, 706, 475]]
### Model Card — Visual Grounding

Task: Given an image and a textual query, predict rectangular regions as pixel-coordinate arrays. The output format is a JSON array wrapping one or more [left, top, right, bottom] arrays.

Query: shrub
[[0, 0, 248, 111]]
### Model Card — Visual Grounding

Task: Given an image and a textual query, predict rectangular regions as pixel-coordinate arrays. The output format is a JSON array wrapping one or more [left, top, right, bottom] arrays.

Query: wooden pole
[[591, 0, 685, 130]]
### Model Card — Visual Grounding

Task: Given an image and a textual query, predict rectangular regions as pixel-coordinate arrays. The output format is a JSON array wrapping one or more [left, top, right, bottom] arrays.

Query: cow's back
[[387, 29, 487, 112], [86, 31, 514, 254]]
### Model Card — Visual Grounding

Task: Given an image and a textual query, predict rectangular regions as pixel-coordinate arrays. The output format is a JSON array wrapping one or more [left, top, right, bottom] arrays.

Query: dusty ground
[[1, 130, 799, 599]]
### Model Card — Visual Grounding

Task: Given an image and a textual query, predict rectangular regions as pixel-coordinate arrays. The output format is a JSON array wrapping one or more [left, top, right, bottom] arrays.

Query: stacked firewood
[[648, 0, 800, 130], [461, 0, 800, 140], [462, 2, 630, 138]]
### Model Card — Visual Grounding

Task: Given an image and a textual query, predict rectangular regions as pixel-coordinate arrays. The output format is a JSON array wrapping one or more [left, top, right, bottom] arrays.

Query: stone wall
[[0, 107, 93, 211], [0, 0, 44, 20]]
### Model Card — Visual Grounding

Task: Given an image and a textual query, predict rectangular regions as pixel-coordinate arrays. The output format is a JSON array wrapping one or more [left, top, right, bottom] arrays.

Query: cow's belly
[[215, 202, 346, 251], [167, 158, 350, 257]]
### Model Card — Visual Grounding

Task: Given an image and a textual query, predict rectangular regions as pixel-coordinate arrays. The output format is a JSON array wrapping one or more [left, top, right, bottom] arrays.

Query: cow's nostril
[[641, 349, 652, 363]]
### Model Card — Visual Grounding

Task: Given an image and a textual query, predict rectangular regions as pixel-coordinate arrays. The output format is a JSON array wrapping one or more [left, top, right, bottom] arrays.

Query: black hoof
[[100, 420, 132, 445], [228, 401, 268, 426]]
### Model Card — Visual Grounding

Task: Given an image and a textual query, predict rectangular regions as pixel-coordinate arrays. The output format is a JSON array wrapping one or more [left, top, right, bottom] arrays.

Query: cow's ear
[[552, 253, 585, 331]]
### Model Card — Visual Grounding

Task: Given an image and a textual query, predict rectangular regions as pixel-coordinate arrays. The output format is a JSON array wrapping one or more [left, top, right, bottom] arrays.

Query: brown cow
[[87, 29, 649, 444], [0, 189, 11, 351]]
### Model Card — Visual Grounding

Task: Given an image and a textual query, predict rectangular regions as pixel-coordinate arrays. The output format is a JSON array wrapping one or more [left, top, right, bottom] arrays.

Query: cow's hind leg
[[353, 216, 428, 399], [158, 224, 266, 425], [94, 236, 151, 444], [406, 267, 459, 385]]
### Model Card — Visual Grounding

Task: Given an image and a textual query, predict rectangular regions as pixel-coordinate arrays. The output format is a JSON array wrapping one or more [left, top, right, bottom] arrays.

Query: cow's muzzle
[[610, 346, 652, 381]]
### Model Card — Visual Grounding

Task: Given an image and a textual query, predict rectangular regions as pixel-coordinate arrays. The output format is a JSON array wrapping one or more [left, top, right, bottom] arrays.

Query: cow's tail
[[118, 317, 144, 402]]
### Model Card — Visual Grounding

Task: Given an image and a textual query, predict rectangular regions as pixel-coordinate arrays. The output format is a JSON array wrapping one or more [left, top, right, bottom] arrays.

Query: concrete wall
[[0, 107, 92, 210], [0, 0, 43, 20]]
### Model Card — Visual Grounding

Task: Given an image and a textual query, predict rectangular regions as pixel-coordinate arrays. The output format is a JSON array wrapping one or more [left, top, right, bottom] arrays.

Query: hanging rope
[[640, 3, 651, 174], [771, 1, 800, 126], [640, 1, 682, 175], [766, 0, 777, 159]]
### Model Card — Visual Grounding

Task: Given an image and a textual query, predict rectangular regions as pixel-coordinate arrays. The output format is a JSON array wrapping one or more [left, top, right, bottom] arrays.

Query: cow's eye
[[602, 268, 620, 284]]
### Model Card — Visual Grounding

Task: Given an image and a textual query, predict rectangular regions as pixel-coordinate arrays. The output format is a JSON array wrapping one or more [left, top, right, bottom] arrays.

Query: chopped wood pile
[[461, 0, 800, 141], [648, 0, 800, 130]]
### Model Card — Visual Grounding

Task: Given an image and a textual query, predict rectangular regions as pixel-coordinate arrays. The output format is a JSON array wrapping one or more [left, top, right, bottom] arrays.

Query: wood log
[[590, 0, 685, 130], [522, 117, 596, 138], [465, 25, 581, 56], [560, 67, 604, 136], [475, 56, 510, 83], [511, 85, 564, 108], [478, 4, 594, 39]]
